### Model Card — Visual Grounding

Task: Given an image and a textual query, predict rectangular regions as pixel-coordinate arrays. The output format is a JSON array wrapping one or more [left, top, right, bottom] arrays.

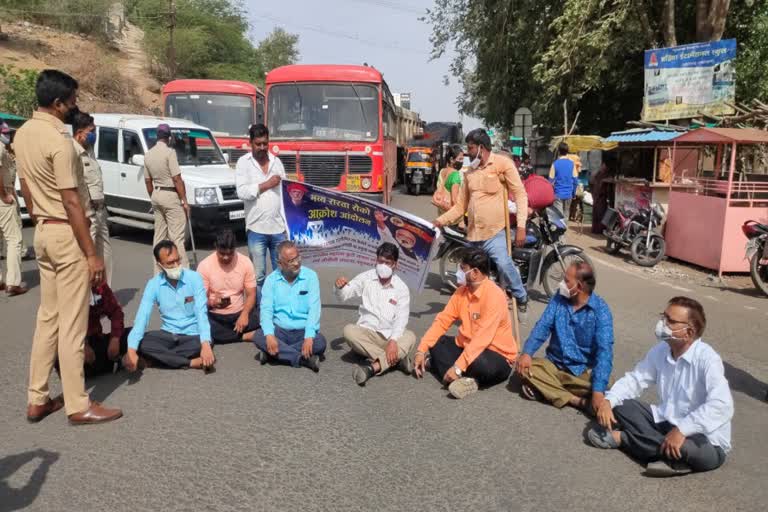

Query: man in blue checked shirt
[[124, 240, 215, 372], [253, 240, 326, 372], [516, 262, 614, 414]]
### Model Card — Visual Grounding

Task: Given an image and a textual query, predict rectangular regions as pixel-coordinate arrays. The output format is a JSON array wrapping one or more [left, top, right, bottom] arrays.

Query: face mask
[[376, 263, 393, 279], [558, 280, 576, 298], [655, 319, 687, 343], [452, 161, 463, 170], [455, 267, 467, 286], [164, 265, 182, 281], [85, 131, 97, 147], [469, 150, 482, 170]]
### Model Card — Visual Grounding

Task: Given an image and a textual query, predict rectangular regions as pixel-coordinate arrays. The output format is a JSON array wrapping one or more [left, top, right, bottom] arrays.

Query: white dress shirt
[[606, 339, 734, 452], [235, 151, 286, 235], [335, 269, 410, 340]]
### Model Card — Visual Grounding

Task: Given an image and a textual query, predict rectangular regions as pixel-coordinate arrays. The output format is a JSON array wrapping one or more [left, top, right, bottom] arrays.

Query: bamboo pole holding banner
[[502, 176, 521, 349]]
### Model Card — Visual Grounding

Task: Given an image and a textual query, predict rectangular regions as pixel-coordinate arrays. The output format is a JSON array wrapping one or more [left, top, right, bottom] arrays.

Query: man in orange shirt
[[414, 248, 518, 399], [197, 229, 260, 344]]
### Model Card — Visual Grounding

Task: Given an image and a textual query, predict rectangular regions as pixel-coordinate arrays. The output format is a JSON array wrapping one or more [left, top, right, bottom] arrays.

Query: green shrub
[[0, 66, 37, 118]]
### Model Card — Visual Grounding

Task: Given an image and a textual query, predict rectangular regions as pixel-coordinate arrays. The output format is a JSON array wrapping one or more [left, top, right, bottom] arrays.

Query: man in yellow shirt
[[414, 248, 518, 399]]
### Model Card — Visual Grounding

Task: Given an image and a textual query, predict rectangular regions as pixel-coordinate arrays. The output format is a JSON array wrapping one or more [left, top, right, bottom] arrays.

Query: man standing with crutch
[[144, 123, 190, 273]]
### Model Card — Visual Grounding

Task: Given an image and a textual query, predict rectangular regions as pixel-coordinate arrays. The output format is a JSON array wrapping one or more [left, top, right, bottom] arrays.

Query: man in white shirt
[[587, 297, 734, 477], [235, 123, 287, 298], [335, 242, 416, 386]]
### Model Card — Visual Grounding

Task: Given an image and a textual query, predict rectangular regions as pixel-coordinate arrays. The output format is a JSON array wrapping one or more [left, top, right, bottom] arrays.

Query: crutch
[[503, 183, 522, 348], [186, 209, 198, 270]]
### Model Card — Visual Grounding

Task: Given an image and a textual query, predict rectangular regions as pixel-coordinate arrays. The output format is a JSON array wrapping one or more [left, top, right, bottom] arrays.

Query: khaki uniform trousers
[[343, 324, 416, 372], [89, 205, 113, 286], [523, 357, 592, 408], [151, 189, 188, 272], [28, 222, 90, 415], [0, 198, 23, 287]]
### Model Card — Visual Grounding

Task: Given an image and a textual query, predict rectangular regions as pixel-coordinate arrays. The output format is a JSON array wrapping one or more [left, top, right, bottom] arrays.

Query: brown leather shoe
[[68, 401, 123, 425], [7, 285, 28, 297], [27, 395, 65, 423], [0, 283, 5, 291]]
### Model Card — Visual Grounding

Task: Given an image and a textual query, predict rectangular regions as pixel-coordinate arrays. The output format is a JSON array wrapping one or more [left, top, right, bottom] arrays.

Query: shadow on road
[[21, 268, 39, 289], [724, 362, 768, 402], [88, 369, 139, 403], [0, 449, 59, 511]]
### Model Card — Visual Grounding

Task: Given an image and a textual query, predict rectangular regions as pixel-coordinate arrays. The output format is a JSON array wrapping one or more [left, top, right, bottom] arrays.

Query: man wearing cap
[[16, 69, 122, 425], [144, 123, 189, 272], [0, 123, 27, 296], [72, 111, 113, 286]]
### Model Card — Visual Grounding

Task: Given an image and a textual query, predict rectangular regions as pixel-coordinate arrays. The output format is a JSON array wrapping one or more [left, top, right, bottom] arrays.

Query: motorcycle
[[436, 205, 594, 298], [742, 220, 768, 297], [602, 203, 666, 267]]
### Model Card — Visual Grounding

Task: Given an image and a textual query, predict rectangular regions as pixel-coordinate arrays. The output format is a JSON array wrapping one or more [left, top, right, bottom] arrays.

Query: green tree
[[0, 66, 38, 117], [257, 28, 300, 77]]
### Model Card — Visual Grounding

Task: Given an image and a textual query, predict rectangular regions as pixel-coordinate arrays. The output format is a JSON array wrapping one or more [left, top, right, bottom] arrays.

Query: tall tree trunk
[[696, 0, 731, 41], [662, 0, 677, 46]]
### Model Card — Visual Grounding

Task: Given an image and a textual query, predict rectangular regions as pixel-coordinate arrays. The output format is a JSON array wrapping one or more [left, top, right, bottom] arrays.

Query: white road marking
[[745, 306, 756, 310], [590, 255, 692, 293]]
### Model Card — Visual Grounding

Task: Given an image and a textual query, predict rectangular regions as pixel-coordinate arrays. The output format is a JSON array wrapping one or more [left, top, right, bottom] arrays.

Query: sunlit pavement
[[1, 189, 766, 511]]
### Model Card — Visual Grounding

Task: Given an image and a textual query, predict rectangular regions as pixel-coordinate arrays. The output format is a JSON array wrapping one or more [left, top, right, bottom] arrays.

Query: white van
[[91, 114, 245, 236]]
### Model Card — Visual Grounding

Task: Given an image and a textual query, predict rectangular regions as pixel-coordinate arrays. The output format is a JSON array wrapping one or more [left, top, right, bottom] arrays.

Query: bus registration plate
[[346, 176, 361, 191], [229, 210, 245, 220]]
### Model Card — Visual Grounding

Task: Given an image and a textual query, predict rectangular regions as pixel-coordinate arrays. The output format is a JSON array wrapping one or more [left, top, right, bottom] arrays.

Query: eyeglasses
[[659, 312, 688, 326], [281, 255, 302, 266]]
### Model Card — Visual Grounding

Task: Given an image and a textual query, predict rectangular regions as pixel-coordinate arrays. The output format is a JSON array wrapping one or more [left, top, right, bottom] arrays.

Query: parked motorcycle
[[742, 220, 768, 297], [602, 203, 666, 267], [436, 206, 593, 298]]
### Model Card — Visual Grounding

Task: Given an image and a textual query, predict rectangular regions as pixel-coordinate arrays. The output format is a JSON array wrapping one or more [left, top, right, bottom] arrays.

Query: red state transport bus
[[265, 65, 399, 202], [162, 79, 265, 164]]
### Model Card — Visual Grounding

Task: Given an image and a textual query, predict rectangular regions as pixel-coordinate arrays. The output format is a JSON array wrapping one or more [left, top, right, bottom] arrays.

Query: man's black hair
[[465, 128, 492, 151], [249, 123, 269, 141], [558, 142, 569, 155], [376, 242, 399, 262], [153, 239, 177, 262], [214, 229, 237, 251], [36, 69, 78, 108], [460, 247, 491, 275], [71, 111, 94, 134], [573, 261, 596, 294]]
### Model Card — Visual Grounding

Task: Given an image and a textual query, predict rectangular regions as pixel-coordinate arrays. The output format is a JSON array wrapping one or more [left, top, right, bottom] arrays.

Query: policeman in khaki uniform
[[0, 127, 27, 296], [72, 111, 113, 286], [144, 123, 189, 272], [16, 69, 122, 425]]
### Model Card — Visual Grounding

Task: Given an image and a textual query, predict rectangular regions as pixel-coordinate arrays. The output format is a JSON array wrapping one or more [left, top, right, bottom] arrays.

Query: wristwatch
[[453, 365, 463, 377]]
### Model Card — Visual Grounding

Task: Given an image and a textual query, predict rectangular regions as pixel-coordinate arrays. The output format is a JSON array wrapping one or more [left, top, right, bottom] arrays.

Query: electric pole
[[168, 0, 176, 79]]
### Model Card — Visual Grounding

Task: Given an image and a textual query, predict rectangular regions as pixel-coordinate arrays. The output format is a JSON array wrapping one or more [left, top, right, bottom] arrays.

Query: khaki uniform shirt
[[73, 140, 105, 202], [144, 140, 182, 188], [0, 143, 14, 192], [14, 111, 90, 221], [437, 153, 528, 242]]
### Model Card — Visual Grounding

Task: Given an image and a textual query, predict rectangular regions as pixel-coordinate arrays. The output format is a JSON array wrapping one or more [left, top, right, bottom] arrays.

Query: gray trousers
[[137, 330, 202, 369], [614, 399, 726, 472]]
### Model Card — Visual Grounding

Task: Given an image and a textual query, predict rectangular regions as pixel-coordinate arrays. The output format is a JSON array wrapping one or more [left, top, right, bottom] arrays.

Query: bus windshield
[[165, 93, 254, 137], [143, 128, 226, 166], [268, 83, 379, 141]]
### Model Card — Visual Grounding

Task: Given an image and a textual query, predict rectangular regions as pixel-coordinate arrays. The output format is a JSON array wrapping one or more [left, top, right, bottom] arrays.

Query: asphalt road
[[1, 190, 766, 512]]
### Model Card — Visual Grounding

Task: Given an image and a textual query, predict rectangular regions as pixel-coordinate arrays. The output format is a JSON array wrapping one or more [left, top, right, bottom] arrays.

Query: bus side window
[[256, 96, 265, 122]]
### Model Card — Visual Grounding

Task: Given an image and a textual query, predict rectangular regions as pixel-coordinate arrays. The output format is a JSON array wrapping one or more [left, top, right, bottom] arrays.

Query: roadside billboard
[[643, 39, 736, 122]]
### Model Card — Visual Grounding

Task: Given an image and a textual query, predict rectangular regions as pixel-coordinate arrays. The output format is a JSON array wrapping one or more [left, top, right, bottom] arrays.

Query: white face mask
[[455, 267, 467, 286], [376, 263, 393, 279], [558, 280, 576, 298], [164, 265, 183, 281], [655, 319, 687, 343], [469, 149, 482, 170]]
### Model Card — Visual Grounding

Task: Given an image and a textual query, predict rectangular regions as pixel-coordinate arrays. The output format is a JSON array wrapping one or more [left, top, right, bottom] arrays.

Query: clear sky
[[244, 0, 482, 131]]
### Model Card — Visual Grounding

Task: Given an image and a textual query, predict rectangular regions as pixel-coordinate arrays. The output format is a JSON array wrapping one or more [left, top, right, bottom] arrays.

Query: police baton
[[186, 208, 198, 270]]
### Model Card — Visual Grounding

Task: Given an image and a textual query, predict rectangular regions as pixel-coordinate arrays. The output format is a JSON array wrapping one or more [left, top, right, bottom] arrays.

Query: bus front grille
[[299, 154, 345, 187]]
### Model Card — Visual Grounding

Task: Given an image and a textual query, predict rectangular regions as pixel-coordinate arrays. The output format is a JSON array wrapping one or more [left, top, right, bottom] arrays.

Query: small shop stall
[[665, 128, 768, 275], [603, 128, 699, 215]]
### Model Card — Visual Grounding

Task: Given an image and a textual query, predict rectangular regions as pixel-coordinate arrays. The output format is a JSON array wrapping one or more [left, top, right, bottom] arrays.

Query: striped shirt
[[335, 269, 410, 340]]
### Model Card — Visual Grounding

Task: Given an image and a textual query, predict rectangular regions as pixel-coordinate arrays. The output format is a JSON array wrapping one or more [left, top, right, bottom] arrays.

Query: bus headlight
[[361, 177, 372, 190], [195, 187, 219, 205]]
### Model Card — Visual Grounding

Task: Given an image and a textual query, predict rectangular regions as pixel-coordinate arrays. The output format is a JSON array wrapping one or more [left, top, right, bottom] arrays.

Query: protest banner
[[281, 181, 440, 292], [643, 39, 736, 122]]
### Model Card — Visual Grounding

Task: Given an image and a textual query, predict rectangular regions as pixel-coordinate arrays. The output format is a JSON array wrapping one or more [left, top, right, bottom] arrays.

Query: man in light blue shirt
[[253, 241, 325, 371], [124, 240, 215, 372]]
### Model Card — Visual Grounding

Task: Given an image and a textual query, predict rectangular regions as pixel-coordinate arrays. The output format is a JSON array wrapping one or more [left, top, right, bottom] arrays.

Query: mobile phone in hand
[[220, 296, 231, 307]]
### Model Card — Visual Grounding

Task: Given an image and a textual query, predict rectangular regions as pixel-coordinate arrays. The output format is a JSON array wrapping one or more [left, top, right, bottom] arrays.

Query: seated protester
[[413, 248, 518, 399], [198, 229, 260, 344], [335, 242, 417, 386], [124, 240, 215, 372], [253, 241, 326, 372], [588, 297, 734, 477], [516, 262, 614, 412]]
